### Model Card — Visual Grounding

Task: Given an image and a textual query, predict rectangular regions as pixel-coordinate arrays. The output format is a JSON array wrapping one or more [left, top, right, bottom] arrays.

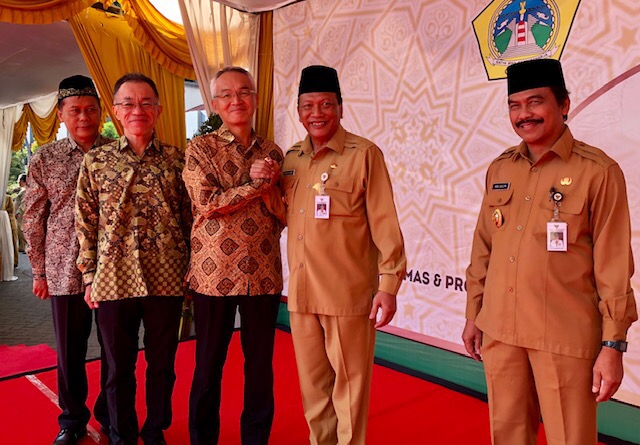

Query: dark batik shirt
[[23, 136, 114, 296], [182, 124, 284, 297], [75, 135, 191, 301]]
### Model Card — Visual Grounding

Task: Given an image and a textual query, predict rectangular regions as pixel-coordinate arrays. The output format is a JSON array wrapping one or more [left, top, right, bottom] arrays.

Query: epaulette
[[494, 146, 516, 161], [572, 140, 616, 169], [285, 143, 302, 156]]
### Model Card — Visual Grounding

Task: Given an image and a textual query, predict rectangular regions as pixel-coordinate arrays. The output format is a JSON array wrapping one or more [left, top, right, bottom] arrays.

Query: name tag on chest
[[492, 182, 510, 190], [315, 195, 330, 219]]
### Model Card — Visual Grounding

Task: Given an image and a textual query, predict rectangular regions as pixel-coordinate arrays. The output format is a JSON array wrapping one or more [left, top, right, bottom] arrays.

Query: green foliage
[[194, 113, 223, 137], [8, 141, 39, 193], [101, 121, 119, 139], [8, 147, 27, 193]]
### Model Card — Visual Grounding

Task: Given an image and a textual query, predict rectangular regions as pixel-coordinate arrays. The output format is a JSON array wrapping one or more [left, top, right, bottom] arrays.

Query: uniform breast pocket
[[324, 176, 356, 217], [535, 194, 586, 243], [484, 189, 514, 232], [280, 176, 299, 213]]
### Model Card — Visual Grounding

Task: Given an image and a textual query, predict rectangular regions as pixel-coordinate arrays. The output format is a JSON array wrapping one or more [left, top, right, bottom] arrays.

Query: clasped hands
[[250, 157, 280, 186]]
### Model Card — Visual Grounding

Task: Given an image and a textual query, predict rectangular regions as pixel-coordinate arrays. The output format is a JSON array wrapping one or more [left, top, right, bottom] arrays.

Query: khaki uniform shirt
[[466, 127, 637, 359], [281, 125, 406, 316], [3, 195, 16, 233], [13, 188, 25, 222], [76, 136, 191, 301], [182, 125, 284, 297], [23, 136, 114, 295]]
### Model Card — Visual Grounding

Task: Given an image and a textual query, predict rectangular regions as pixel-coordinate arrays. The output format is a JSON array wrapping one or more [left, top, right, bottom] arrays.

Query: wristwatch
[[602, 341, 628, 352]]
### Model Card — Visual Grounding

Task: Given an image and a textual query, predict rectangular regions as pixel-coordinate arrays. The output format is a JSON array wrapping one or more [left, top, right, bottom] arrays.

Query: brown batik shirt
[[75, 135, 191, 301], [23, 135, 114, 296], [182, 124, 284, 297]]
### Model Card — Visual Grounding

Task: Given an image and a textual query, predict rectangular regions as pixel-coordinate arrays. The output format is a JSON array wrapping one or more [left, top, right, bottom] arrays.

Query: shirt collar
[[299, 125, 346, 157], [216, 123, 259, 153], [66, 135, 101, 155], [118, 134, 162, 154], [513, 126, 574, 163]]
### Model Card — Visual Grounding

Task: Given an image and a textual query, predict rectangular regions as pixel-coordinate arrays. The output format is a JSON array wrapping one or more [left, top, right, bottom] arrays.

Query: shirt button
[[509, 256, 515, 262], [517, 225, 523, 231], [299, 208, 305, 214], [297, 235, 303, 240], [299, 263, 304, 269], [531, 167, 538, 172], [525, 195, 531, 201], [508, 287, 514, 293], [306, 183, 311, 188]]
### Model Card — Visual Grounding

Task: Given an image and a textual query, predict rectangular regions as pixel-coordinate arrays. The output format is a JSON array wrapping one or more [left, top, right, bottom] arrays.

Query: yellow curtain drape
[[68, 7, 186, 149], [10, 104, 60, 151], [117, 0, 195, 80], [25, 103, 60, 146], [256, 11, 274, 140], [11, 108, 28, 152], [0, 0, 92, 24]]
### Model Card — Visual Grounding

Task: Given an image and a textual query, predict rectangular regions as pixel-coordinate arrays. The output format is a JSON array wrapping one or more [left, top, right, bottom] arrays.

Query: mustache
[[516, 118, 543, 128]]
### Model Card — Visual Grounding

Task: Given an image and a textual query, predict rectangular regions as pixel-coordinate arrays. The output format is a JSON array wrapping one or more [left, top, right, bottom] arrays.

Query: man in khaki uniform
[[280, 65, 406, 445], [3, 194, 18, 267], [14, 174, 27, 252], [463, 59, 638, 445]]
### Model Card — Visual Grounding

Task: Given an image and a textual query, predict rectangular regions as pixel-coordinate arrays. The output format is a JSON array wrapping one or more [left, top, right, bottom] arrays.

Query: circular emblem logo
[[488, 0, 560, 65]]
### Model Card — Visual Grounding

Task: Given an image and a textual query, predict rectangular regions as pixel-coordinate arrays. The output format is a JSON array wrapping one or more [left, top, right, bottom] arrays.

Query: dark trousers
[[189, 292, 281, 445], [51, 294, 109, 431], [97, 296, 183, 445]]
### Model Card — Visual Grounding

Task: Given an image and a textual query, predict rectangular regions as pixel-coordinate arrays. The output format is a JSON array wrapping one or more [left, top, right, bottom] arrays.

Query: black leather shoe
[[52, 427, 87, 445], [142, 433, 166, 445]]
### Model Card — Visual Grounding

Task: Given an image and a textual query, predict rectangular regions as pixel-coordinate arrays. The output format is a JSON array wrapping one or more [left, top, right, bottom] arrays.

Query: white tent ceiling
[[0, 0, 300, 109], [0, 21, 89, 108]]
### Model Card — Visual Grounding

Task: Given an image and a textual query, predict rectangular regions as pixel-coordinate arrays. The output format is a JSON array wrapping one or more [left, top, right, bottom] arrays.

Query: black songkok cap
[[506, 59, 566, 96], [58, 75, 99, 102], [298, 65, 342, 103]]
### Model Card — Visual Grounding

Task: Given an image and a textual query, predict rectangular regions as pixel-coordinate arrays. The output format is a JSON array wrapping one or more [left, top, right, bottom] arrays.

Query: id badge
[[547, 221, 567, 252], [314, 195, 330, 219]]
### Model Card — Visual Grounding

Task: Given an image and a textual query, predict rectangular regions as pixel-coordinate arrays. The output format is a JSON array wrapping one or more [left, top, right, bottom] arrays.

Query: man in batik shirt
[[183, 66, 284, 445], [23, 75, 112, 445], [76, 73, 191, 445]]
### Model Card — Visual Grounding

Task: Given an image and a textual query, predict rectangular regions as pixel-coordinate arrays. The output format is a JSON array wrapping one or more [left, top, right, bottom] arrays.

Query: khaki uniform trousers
[[482, 335, 598, 445], [290, 312, 376, 445]]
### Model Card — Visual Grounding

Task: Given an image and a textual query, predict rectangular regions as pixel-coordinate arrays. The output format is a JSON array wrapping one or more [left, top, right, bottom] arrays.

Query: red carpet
[[0, 343, 56, 378], [0, 330, 605, 444]]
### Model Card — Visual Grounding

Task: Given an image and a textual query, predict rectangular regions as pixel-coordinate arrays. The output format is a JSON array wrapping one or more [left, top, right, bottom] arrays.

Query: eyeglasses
[[213, 89, 255, 102], [114, 102, 158, 111]]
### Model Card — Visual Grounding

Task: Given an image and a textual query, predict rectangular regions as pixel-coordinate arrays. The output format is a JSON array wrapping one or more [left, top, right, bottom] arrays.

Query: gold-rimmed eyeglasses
[[213, 89, 255, 102], [114, 101, 158, 111]]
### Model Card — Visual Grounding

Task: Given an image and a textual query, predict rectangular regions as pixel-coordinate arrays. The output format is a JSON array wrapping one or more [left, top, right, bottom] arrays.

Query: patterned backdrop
[[273, 0, 640, 406]]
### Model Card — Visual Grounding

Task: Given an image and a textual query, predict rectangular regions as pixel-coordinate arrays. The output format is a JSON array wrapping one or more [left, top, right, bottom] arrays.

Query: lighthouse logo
[[473, 0, 581, 80]]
